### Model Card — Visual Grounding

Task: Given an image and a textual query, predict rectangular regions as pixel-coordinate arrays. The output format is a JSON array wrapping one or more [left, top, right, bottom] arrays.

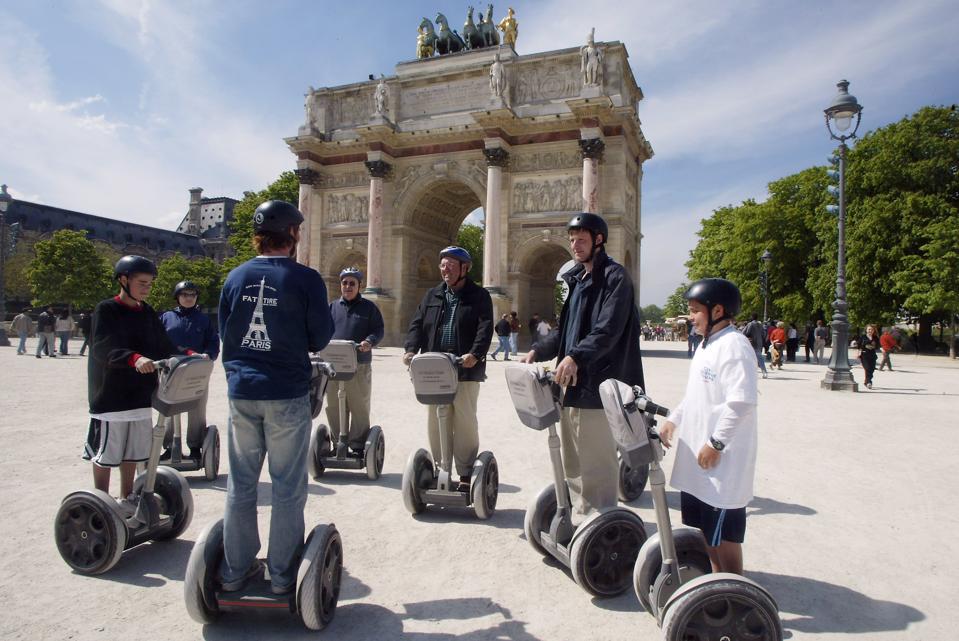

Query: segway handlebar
[[629, 387, 670, 418], [153, 354, 206, 372]]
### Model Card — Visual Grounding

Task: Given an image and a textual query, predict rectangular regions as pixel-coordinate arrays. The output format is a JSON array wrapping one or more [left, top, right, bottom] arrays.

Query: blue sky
[[2, 1, 957, 306]]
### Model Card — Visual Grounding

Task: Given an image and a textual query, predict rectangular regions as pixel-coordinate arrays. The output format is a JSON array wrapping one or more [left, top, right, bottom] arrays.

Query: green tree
[[226, 171, 300, 271], [147, 254, 223, 312], [663, 283, 688, 318], [27, 230, 114, 309], [641, 304, 665, 324], [455, 221, 485, 285]]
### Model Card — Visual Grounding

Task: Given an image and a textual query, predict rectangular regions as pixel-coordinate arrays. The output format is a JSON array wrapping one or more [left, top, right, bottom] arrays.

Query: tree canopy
[[26, 230, 114, 310], [641, 304, 665, 324], [456, 222, 485, 285], [147, 254, 223, 312], [226, 171, 300, 270]]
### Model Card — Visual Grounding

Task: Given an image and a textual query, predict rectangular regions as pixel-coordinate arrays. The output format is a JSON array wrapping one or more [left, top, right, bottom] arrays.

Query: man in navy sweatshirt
[[323, 267, 384, 453], [218, 200, 333, 594]]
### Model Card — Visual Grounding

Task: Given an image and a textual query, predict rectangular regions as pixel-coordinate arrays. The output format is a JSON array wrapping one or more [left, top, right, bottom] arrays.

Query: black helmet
[[114, 255, 157, 280], [684, 278, 742, 319], [253, 200, 304, 234], [567, 213, 608, 244], [173, 280, 199, 299]]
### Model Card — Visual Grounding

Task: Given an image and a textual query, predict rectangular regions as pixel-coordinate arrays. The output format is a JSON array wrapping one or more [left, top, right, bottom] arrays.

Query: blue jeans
[[754, 347, 768, 374], [17, 331, 28, 354], [492, 335, 511, 358], [223, 394, 311, 591]]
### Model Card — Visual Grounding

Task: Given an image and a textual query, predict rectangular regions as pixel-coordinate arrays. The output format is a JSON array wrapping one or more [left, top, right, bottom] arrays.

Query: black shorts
[[680, 491, 746, 546]]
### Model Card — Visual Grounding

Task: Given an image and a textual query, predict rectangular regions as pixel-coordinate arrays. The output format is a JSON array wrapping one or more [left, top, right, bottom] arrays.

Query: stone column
[[579, 138, 605, 213], [363, 159, 391, 294], [294, 168, 319, 268], [482, 147, 509, 295]]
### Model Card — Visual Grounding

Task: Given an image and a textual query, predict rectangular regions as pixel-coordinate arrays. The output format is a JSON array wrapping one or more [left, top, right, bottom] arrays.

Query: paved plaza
[[1, 338, 956, 640]]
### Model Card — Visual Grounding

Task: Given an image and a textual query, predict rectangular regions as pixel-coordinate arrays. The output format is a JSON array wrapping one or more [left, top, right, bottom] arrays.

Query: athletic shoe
[[490, 354, 497, 360], [457, 475, 471, 492], [118, 494, 138, 518], [271, 583, 295, 595], [221, 561, 263, 592]]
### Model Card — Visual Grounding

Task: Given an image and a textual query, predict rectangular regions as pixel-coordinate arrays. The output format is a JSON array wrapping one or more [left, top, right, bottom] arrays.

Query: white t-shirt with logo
[[666, 324, 758, 509]]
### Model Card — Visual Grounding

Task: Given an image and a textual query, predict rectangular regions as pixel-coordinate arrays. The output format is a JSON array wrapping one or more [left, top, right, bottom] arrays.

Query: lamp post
[[760, 249, 772, 323], [0, 184, 12, 347], [821, 80, 862, 392]]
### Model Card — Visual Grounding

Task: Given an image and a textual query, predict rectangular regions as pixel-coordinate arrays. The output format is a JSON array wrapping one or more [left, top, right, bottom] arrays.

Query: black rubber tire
[[134, 466, 194, 540], [471, 451, 499, 520], [364, 426, 385, 481], [184, 519, 223, 624], [523, 484, 558, 556], [634, 526, 711, 615], [297, 525, 342, 631], [662, 575, 783, 641], [570, 510, 647, 597], [617, 455, 649, 502], [308, 425, 330, 479], [54, 490, 127, 575], [202, 425, 220, 481], [401, 448, 433, 515]]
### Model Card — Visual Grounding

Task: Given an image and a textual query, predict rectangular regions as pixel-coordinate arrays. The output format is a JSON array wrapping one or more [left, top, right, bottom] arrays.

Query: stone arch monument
[[286, 36, 653, 345]]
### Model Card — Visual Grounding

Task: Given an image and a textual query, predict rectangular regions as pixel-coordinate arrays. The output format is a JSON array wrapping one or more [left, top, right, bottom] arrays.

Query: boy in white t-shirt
[[659, 278, 758, 575]]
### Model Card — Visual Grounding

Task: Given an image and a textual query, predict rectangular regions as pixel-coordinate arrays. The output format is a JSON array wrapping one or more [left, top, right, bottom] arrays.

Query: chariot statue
[[497, 7, 518, 48]]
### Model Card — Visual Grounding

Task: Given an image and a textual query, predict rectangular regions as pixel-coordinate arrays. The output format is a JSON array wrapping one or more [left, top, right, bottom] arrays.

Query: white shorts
[[82, 418, 153, 467]]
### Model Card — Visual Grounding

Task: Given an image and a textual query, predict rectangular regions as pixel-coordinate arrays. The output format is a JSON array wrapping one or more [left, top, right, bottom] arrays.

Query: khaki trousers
[[427, 381, 481, 477], [324, 363, 372, 449], [560, 406, 619, 515]]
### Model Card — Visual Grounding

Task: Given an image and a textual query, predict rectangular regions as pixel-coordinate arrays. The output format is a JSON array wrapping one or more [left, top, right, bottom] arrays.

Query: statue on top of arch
[[416, 5, 514, 59]]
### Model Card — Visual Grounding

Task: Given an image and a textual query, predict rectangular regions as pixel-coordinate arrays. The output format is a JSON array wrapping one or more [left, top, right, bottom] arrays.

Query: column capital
[[579, 138, 606, 160], [294, 168, 320, 185], [364, 160, 392, 179], [483, 147, 510, 168]]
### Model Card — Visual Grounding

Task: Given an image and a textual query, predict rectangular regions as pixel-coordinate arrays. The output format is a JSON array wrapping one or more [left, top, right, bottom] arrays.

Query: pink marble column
[[294, 168, 318, 267], [579, 138, 605, 213], [482, 147, 509, 294], [364, 160, 390, 293]]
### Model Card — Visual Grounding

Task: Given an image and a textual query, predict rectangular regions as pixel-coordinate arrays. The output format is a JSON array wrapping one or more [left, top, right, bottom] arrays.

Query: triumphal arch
[[285, 30, 653, 345]]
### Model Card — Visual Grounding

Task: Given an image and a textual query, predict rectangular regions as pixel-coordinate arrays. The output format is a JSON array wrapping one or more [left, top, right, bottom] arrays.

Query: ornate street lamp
[[0, 184, 12, 346], [760, 249, 772, 323], [821, 80, 862, 392]]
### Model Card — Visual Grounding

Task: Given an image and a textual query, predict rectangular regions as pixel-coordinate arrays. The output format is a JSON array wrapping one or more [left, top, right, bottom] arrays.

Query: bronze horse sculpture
[[480, 4, 499, 47], [418, 7, 500, 58], [435, 12, 466, 54], [463, 6, 484, 50]]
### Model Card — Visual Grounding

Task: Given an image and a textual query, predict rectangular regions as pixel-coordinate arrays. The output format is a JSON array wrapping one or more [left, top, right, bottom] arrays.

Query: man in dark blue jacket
[[403, 246, 493, 491], [324, 267, 384, 452], [523, 213, 645, 515], [218, 200, 333, 595], [160, 280, 220, 456]]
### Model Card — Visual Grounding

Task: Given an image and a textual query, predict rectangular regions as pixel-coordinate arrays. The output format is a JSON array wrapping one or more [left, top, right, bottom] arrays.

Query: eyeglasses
[[179, 292, 198, 297], [341, 282, 358, 287]]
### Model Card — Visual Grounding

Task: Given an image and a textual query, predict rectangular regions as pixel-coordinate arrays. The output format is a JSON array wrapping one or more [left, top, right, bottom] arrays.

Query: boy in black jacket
[[83, 256, 183, 502]]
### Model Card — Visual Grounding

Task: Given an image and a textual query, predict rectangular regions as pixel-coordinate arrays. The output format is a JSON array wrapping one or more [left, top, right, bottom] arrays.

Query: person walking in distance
[[77, 312, 92, 356], [878, 328, 897, 372], [522, 213, 645, 515], [813, 319, 828, 364], [859, 324, 881, 389], [35, 306, 56, 358], [12, 309, 32, 355], [508, 311, 521, 358], [742, 313, 768, 379], [491, 313, 512, 361], [217, 200, 334, 594], [56, 309, 75, 355]]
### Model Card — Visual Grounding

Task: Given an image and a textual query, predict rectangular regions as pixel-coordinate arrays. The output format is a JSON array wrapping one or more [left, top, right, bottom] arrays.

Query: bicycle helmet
[[684, 278, 742, 345], [567, 213, 608, 261], [253, 200, 304, 234], [339, 267, 364, 281], [173, 280, 199, 299]]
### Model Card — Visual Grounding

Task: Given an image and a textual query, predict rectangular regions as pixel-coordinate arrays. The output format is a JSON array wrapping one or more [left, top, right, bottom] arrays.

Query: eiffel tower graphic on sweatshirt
[[241, 276, 272, 350]]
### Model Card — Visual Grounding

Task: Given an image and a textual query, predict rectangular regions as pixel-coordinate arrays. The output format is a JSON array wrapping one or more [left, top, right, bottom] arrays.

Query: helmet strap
[[118, 276, 143, 306]]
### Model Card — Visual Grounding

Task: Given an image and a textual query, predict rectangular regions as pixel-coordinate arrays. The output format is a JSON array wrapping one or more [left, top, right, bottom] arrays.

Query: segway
[[54, 355, 208, 574], [401, 353, 499, 519], [308, 340, 385, 481], [160, 409, 220, 481], [598, 379, 783, 640], [184, 358, 343, 631], [504, 364, 648, 597]]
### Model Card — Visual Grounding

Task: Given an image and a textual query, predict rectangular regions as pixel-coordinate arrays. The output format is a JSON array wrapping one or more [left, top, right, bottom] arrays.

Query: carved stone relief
[[328, 90, 373, 129], [513, 63, 579, 104], [512, 149, 581, 173], [325, 193, 370, 224], [511, 177, 583, 213], [399, 77, 490, 119], [320, 172, 368, 189], [393, 160, 486, 207]]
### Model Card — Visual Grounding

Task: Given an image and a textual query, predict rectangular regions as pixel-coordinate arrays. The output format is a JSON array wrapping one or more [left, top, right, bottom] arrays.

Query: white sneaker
[[117, 494, 138, 518]]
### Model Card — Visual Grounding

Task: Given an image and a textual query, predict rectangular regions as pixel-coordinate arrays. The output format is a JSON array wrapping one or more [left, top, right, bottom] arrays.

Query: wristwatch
[[708, 437, 725, 451]]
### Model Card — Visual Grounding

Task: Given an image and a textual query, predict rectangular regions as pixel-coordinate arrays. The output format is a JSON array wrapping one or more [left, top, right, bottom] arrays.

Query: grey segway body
[[159, 355, 220, 479], [308, 341, 385, 479], [505, 365, 647, 597], [55, 356, 208, 574], [401, 353, 498, 518], [597, 379, 783, 640]]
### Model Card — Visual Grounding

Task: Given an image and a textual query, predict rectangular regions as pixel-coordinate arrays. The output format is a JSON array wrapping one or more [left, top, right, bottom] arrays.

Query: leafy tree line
[[680, 106, 958, 353]]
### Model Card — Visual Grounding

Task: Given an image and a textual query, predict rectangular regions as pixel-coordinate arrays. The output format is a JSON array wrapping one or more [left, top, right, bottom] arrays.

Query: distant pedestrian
[[509, 311, 521, 357], [77, 313, 92, 356], [12, 310, 32, 355], [537, 317, 551, 338], [859, 325, 881, 388], [742, 314, 768, 379], [527, 313, 540, 344], [803, 323, 815, 362], [770, 321, 786, 369], [56, 309, 75, 355], [491, 313, 512, 360], [786, 323, 799, 362], [35, 306, 57, 358], [813, 320, 828, 364], [878, 328, 897, 372], [687, 323, 703, 357]]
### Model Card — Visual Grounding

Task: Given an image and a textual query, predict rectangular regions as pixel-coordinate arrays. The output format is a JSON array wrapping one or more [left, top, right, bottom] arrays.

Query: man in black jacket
[[404, 246, 494, 490], [523, 213, 645, 515]]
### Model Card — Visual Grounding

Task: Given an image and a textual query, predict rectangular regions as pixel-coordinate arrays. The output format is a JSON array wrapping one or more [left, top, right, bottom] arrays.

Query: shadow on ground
[[90, 538, 194, 586]]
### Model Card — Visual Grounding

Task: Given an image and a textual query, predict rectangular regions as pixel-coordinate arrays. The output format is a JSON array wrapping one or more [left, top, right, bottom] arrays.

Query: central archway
[[510, 234, 573, 350]]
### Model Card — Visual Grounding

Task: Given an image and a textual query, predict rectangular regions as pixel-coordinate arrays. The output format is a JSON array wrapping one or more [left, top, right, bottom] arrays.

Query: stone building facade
[[287, 40, 653, 345]]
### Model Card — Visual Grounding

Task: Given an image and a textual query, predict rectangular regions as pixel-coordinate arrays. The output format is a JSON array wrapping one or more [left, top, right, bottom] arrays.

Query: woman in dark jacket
[[859, 324, 881, 389]]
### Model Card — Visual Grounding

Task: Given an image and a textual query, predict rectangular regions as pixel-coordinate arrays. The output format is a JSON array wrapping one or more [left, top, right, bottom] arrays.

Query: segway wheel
[[617, 455, 649, 502], [634, 526, 711, 615], [401, 448, 434, 515], [133, 466, 194, 540], [308, 425, 331, 479], [202, 426, 220, 481], [184, 519, 224, 624], [471, 451, 499, 520], [297, 524, 343, 631], [570, 510, 647, 597], [523, 484, 558, 556], [662, 575, 783, 641], [364, 426, 385, 481], [54, 490, 127, 575]]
